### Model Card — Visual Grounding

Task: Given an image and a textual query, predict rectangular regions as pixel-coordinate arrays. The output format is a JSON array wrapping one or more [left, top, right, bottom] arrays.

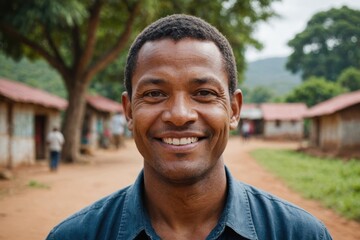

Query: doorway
[[35, 115, 47, 159]]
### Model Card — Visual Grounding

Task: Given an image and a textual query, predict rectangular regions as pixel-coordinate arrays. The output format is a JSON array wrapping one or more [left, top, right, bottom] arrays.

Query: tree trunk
[[61, 79, 89, 163]]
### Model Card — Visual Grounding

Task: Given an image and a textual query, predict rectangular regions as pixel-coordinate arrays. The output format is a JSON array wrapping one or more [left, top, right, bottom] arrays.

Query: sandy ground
[[0, 137, 359, 240]]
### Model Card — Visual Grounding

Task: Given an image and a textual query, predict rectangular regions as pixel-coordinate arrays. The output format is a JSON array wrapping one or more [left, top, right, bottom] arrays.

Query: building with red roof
[[304, 90, 360, 157], [86, 95, 123, 113], [82, 95, 124, 151], [239, 103, 307, 140], [260, 103, 307, 140], [0, 78, 67, 167]]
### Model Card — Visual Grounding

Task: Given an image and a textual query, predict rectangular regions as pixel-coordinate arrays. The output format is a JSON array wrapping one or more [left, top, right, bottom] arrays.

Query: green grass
[[27, 180, 50, 189], [251, 149, 360, 221]]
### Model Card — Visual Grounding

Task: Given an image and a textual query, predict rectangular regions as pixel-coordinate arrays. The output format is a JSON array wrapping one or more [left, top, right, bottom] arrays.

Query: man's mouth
[[162, 137, 199, 146]]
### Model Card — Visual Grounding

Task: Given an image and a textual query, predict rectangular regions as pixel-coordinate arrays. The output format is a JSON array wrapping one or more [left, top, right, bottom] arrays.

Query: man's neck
[[143, 162, 227, 240]]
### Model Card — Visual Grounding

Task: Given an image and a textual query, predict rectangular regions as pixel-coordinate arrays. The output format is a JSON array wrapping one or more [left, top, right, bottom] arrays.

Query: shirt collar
[[117, 171, 159, 240], [223, 167, 258, 240], [117, 168, 258, 240]]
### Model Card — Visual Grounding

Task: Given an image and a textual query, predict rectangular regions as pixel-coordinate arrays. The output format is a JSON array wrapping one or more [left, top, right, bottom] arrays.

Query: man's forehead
[[134, 39, 225, 76], [142, 37, 214, 46], [138, 38, 220, 59]]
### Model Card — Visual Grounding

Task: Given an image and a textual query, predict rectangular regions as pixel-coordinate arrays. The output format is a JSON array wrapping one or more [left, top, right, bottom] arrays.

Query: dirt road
[[0, 137, 359, 239]]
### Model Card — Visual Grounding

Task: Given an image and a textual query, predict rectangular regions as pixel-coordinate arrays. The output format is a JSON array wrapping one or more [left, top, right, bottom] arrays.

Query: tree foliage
[[0, 0, 278, 162], [245, 86, 274, 103], [286, 6, 360, 81], [285, 77, 346, 107], [337, 67, 360, 92], [89, 54, 127, 101]]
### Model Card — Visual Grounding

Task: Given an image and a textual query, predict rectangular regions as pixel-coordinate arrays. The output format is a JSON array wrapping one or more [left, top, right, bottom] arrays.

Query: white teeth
[[162, 137, 199, 145]]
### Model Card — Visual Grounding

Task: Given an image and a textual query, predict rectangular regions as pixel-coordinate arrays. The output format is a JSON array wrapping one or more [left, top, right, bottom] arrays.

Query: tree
[[0, 0, 277, 162], [89, 55, 127, 101], [0, 0, 142, 162], [285, 77, 346, 107], [286, 6, 360, 81], [337, 67, 360, 92], [247, 86, 274, 103]]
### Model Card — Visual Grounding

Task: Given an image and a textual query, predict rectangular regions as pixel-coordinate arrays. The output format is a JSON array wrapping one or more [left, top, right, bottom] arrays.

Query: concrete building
[[82, 95, 123, 150], [0, 78, 67, 168], [261, 103, 307, 140], [305, 90, 360, 157]]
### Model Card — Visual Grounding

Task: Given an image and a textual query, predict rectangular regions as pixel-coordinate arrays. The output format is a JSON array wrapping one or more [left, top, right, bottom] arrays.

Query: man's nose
[[161, 94, 197, 126]]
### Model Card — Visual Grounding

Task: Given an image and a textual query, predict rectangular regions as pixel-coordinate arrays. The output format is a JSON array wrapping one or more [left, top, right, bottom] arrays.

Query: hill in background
[[243, 57, 302, 96]]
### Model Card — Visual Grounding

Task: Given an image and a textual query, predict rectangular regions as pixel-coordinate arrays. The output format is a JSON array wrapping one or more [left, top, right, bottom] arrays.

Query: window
[[275, 120, 281, 127]]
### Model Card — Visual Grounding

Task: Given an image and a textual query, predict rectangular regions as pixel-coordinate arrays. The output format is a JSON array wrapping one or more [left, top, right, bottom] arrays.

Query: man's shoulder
[[234, 181, 331, 239], [46, 186, 131, 240]]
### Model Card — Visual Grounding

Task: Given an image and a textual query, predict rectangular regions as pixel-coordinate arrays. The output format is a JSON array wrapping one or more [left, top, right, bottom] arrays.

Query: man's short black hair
[[124, 14, 238, 98]]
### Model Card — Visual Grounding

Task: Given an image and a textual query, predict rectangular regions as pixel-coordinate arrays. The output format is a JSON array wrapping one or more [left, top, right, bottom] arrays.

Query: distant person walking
[[242, 120, 251, 141], [111, 111, 126, 149], [46, 127, 64, 172]]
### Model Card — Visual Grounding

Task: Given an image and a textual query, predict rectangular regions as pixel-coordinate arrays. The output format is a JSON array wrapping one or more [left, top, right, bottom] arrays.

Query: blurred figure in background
[[100, 125, 112, 149], [111, 111, 126, 149], [46, 127, 65, 172], [242, 120, 251, 141]]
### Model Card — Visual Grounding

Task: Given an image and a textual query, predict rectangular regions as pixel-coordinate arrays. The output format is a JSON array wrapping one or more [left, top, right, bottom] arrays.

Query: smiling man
[[47, 14, 332, 240]]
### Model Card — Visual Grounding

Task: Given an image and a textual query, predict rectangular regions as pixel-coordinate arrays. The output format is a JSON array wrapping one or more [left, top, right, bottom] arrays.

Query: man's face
[[123, 38, 242, 184]]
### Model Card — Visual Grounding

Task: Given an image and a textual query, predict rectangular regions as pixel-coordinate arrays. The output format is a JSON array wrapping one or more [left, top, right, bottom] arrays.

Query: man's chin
[[152, 163, 214, 186]]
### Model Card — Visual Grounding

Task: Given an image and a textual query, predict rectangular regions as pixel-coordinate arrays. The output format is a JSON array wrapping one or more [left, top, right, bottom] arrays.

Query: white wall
[[264, 120, 303, 139], [11, 104, 35, 166]]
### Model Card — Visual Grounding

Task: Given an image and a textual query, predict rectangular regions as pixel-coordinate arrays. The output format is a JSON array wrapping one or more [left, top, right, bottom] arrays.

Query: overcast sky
[[245, 0, 360, 62]]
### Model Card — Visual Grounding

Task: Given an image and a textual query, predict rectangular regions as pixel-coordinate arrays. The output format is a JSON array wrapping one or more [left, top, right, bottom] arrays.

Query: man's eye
[[144, 91, 165, 98], [195, 90, 216, 97]]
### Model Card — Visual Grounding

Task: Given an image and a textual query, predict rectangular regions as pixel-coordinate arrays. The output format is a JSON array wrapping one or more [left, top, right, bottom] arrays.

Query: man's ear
[[229, 89, 242, 130], [122, 92, 133, 131]]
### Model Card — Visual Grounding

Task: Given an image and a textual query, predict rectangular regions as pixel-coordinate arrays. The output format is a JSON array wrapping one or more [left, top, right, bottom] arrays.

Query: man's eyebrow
[[137, 78, 167, 88], [136, 77, 224, 89], [190, 77, 223, 87]]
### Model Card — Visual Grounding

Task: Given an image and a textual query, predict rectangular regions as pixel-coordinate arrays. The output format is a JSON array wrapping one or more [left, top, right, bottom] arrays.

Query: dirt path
[[0, 137, 359, 239]]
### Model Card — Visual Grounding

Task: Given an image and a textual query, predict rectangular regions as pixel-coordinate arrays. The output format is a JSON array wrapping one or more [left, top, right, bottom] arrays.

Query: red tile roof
[[261, 103, 307, 121], [240, 103, 262, 119], [241, 103, 259, 111], [305, 90, 360, 117], [86, 95, 123, 113], [0, 78, 67, 110]]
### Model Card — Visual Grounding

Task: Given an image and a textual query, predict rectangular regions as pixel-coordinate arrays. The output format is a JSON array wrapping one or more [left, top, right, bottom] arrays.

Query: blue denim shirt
[[47, 168, 332, 240]]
